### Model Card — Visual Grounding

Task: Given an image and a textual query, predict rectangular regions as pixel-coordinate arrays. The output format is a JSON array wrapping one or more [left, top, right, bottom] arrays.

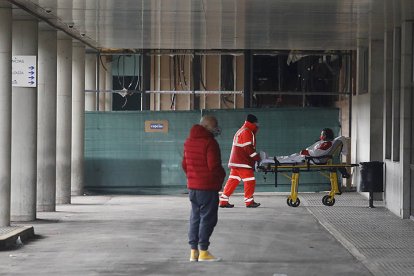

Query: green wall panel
[[85, 108, 340, 194]]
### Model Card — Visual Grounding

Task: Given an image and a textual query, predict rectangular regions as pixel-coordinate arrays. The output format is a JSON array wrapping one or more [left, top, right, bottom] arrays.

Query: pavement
[[0, 192, 413, 276]]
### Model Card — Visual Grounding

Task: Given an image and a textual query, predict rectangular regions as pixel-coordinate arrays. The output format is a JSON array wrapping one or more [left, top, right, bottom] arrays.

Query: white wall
[[384, 160, 402, 215], [351, 92, 370, 187], [352, 19, 413, 218]]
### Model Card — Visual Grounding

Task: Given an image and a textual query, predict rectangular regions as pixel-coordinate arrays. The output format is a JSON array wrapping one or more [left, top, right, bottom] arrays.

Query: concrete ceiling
[[7, 0, 413, 51]]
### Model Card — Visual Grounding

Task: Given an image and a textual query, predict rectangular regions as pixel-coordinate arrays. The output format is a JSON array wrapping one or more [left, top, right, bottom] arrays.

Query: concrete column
[[11, 20, 38, 221], [0, 2, 12, 227], [351, 41, 370, 188], [392, 27, 401, 162], [399, 22, 413, 218], [383, 30, 393, 160], [368, 39, 384, 161], [85, 53, 96, 111], [37, 29, 57, 211], [56, 36, 72, 204], [71, 42, 85, 196], [105, 59, 113, 111], [367, 39, 385, 201]]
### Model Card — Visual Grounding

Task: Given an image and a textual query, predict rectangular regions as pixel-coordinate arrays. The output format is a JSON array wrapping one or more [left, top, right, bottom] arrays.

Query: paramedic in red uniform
[[182, 115, 225, 262], [219, 114, 261, 208]]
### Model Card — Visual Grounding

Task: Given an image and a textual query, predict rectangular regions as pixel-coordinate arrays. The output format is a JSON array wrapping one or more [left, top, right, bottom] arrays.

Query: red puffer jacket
[[182, 124, 226, 191]]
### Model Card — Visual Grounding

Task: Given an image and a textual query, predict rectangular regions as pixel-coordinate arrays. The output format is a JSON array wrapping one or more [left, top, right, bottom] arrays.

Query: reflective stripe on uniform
[[244, 197, 254, 202], [229, 175, 242, 181], [233, 128, 254, 148], [250, 152, 258, 158], [228, 163, 252, 169], [242, 177, 255, 182], [233, 141, 252, 147], [219, 194, 229, 201]]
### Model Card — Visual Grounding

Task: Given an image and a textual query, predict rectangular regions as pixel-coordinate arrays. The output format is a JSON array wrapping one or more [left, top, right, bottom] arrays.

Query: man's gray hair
[[200, 115, 218, 133]]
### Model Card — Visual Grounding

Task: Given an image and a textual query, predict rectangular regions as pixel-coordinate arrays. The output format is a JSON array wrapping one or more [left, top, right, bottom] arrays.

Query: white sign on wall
[[12, 55, 37, 88]]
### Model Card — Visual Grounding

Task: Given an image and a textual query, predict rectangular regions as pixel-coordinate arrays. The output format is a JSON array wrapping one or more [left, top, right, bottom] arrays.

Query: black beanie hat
[[246, 114, 258, 123]]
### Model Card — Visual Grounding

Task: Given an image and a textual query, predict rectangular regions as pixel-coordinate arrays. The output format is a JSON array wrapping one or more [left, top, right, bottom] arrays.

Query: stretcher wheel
[[287, 197, 300, 207], [322, 195, 335, 206]]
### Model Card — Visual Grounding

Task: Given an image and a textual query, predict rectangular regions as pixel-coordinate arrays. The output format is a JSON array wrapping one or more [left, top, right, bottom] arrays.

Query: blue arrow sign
[[12, 56, 37, 87]]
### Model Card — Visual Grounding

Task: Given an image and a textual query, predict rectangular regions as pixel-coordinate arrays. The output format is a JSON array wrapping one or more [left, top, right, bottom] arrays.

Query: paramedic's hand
[[300, 149, 309, 156]]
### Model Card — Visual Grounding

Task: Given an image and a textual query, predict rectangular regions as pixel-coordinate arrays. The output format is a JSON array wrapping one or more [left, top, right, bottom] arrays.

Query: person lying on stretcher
[[259, 128, 350, 178]]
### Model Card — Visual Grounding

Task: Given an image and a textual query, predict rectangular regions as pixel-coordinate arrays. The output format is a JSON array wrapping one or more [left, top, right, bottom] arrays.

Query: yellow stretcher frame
[[258, 160, 359, 207]]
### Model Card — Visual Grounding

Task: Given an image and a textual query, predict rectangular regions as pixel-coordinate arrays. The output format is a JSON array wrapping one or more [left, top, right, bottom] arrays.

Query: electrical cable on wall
[[134, 55, 141, 91], [181, 55, 188, 87], [115, 55, 142, 109], [170, 54, 176, 110], [100, 55, 108, 72], [200, 55, 207, 90], [221, 55, 235, 108]]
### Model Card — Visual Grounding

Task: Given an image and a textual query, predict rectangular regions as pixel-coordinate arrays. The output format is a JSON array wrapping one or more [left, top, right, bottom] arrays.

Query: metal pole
[[348, 54, 353, 138], [369, 191, 375, 208], [142, 49, 151, 110], [96, 52, 100, 111]]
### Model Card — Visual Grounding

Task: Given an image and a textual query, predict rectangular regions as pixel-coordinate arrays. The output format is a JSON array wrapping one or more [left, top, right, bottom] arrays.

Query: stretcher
[[257, 138, 359, 207]]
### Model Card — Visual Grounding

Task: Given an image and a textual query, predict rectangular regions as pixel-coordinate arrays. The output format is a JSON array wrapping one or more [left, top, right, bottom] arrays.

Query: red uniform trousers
[[219, 167, 256, 206]]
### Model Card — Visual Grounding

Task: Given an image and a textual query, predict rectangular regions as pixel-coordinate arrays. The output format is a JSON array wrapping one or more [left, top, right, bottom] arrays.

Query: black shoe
[[219, 203, 234, 208], [246, 202, 261, 208]]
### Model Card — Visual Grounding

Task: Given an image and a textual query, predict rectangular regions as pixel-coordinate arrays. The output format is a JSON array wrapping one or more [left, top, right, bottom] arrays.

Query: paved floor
[[0, 192, 412, 276]]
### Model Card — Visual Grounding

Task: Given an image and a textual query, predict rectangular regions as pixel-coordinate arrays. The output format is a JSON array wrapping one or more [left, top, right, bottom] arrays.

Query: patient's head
[[320, 128, 334, 141]]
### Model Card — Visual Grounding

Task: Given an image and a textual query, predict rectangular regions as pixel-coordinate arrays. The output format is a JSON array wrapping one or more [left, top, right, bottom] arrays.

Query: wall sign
[[145, 120, 169, 133], [12, 55, 37, 88]]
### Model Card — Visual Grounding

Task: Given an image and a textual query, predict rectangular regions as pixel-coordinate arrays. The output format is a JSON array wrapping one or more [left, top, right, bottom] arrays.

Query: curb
[[0, 226, 35, 250]]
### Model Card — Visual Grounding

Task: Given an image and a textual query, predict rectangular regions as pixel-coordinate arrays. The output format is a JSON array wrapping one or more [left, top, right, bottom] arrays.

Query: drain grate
[[0, 226, 22, 236], [376, 262, 414, 275], [302, 193, 414, 276], [301, 192, 385, 207]]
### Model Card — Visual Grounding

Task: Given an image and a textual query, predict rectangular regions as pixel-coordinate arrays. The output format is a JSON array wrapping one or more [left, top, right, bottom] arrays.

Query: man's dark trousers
[[188, 189, 219, 250]]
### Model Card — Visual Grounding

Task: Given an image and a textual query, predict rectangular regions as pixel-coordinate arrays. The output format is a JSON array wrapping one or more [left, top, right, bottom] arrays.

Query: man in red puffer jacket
[[182, 115, 225, 262]]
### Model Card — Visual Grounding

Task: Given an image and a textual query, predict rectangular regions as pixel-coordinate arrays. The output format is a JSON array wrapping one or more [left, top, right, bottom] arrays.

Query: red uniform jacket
[[182, 124, 226, 191], [228, 121, 260, 169], [300, 140, 333, 157]]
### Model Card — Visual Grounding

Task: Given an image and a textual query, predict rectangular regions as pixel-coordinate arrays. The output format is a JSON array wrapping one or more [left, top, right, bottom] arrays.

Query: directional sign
[[12, 55, 37, 88]]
